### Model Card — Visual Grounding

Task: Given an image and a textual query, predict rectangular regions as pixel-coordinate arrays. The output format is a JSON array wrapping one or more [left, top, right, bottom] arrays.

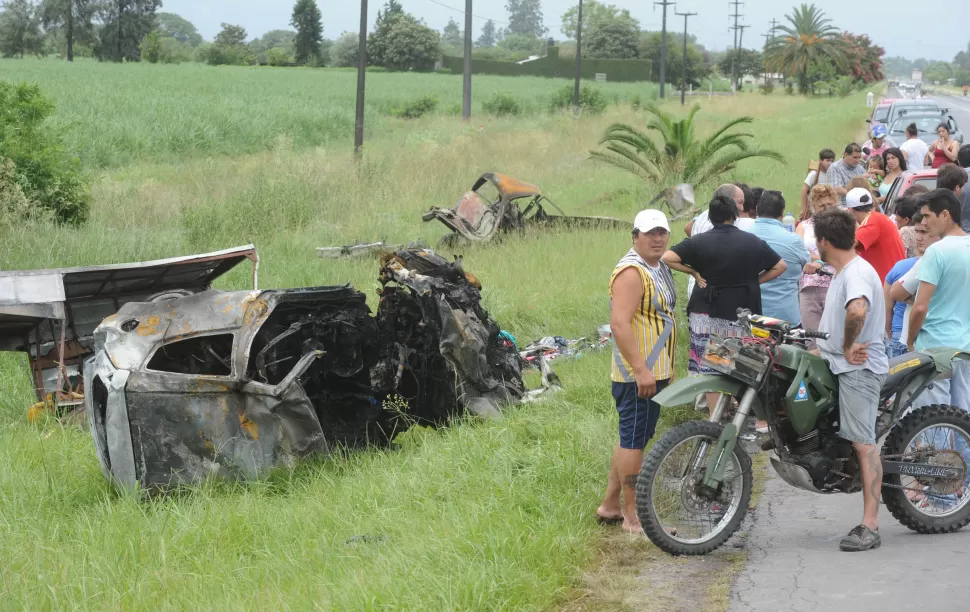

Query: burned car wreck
[[422, 172, 629, 245], [86, 246, 525, 491]]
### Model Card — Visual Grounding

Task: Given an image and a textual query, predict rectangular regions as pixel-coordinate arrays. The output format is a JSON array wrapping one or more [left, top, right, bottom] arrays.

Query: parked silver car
[[887, 113, 963, 146]]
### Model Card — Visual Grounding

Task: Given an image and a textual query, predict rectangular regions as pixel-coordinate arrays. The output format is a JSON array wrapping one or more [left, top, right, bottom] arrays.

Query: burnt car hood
[[86, 246, 524, 492]]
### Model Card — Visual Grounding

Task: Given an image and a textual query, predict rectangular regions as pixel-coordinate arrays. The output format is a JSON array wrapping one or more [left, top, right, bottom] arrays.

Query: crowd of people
[[598, 135, 970, 553]]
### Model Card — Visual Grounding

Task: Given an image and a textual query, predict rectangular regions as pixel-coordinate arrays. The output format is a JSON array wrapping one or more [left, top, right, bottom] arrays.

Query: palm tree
[[590, 103, 784, 215], [765, 3, 844, 94]]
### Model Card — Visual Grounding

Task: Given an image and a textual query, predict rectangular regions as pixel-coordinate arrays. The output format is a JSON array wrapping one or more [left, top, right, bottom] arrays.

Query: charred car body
[[0, 246, 260, 422], [422, 173, 629, 245], [85, 246, 524, 492]]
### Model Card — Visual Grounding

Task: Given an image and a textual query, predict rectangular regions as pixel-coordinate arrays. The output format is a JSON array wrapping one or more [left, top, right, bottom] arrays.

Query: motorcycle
[[636, 308, 970, 555]]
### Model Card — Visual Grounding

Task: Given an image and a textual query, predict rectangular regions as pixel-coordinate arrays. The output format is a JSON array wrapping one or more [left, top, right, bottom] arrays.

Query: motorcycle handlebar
[[802, 330, 830, 340]]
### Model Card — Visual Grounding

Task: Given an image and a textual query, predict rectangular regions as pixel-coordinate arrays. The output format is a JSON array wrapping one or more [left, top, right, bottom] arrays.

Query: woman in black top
[[662, 195, 786, 415]]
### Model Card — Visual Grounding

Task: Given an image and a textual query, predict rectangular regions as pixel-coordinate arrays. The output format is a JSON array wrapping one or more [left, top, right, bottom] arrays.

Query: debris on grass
[[422, 173, 628, 246]]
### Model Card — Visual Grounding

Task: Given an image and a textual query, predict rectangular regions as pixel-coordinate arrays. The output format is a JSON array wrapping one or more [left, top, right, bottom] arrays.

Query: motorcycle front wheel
[[636, 420, 752, 555], [882, 404, 970, 533]]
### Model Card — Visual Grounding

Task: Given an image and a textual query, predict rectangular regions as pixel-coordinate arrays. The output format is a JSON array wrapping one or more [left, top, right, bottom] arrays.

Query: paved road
[[729, 469, 970, 612], [936, 93, 970, 143], [888, 87, 970, 143]]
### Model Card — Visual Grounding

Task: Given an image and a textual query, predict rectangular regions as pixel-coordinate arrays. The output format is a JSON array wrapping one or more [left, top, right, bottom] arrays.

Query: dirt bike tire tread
[[636, 420, 753, 556], [882, 404, 970, 534]]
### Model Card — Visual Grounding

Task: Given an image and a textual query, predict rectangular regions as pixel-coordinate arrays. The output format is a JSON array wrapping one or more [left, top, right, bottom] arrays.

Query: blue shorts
[[613, 379, 670, 450]]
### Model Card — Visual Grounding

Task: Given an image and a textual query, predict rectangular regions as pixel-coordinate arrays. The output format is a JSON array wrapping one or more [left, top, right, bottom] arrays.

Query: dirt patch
[[561, 530, 748, 612], [561, 454, 769, 611]]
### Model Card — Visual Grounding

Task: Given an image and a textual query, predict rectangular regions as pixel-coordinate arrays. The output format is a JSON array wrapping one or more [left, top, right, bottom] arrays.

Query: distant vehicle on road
[[883, 169, 938, 217], [887, 113, 963, 147]]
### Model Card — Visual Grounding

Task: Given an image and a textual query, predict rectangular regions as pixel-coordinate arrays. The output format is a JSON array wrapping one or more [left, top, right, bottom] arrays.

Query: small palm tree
[[765, 3, 845, 94], [590, 103, 784, 211]]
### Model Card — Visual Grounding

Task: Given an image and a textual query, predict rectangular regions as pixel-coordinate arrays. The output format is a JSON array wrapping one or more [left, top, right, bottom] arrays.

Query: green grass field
[[0, 59, 874, 609]]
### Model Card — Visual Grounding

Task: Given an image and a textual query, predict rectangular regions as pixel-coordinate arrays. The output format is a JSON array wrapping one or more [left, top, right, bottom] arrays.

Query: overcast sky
[[162, 0, 968, 61]]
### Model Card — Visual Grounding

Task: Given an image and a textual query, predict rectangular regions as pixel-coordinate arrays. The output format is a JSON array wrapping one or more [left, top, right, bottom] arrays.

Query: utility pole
[[736, 24, 749, 90], [462, 0, 472, 120], [354, 0, 368, 159], [675, 11, 697, 106], [655, 0, 675, 98], [761, 18, 778, 85], [573, 0, 584, 116], [729, 0, 742, 93]]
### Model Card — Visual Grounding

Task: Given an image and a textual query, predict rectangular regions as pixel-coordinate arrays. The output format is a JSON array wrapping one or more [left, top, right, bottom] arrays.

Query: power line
[[760, 19, 778, 85], [655, 0, 676, 98], [729, 0, 743, 92], [424, 0, 508, 26], [674, 11, 697, 106]]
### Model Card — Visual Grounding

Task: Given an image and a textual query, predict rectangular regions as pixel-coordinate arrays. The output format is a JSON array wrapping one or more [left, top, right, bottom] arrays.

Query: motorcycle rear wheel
[[636, 420, 753, 555], [883, 404, 970, 534]]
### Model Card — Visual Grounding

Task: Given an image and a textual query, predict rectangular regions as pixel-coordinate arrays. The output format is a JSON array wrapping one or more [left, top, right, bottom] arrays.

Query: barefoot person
[[814, 208, 889, 551], [598, 209, 678, 534]]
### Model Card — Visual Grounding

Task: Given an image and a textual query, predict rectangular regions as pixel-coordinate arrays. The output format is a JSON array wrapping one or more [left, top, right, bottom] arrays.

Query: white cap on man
[[634, 209, 670, 233], [845, 187, 875, 209]]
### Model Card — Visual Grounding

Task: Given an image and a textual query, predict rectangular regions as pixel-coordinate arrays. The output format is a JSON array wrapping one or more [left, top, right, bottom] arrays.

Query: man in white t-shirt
[[899, 123, 929, 172]]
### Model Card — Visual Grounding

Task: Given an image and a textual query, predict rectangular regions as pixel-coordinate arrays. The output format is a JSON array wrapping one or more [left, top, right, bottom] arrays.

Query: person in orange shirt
[[844, 187, 906, 282]]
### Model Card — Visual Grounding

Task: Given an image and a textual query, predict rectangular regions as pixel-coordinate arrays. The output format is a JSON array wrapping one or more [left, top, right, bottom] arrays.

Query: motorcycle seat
[[881, 352, 936, 396]]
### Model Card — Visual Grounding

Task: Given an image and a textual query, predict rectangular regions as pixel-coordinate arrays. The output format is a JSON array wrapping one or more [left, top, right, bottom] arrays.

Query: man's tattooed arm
[[844, 297, 870, 352]]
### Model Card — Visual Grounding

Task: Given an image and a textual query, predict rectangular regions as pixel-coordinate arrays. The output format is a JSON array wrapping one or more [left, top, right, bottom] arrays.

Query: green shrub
[[785, 82, 794, 95], [140, 31, 162, 64], [202, 44, 256, 66], [391, 94, 439, 119], [836, 76, 854, 98], [0, 158, 39, 226], [266, 48, 292, 66], [157, 37, 193, 64], [482, 92, 521, 117], [549, 84, 607, 115], [759, 83, 774, 95], [0, 81, 88, 225]]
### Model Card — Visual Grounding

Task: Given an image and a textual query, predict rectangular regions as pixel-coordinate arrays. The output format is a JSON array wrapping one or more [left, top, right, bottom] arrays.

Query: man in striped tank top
[[597, 209, 678, 535]]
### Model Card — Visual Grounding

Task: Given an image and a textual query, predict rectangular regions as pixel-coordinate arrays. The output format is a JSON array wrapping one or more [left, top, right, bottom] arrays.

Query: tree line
[[884, 46, 970, 87], [0, 0, 888, 94], [0, 0, 326, 66]]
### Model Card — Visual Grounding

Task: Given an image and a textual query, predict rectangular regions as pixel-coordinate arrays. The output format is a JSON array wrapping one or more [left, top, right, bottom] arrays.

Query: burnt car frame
[[0, 245, 259, 421], [84, 246, 525, 492], [422, 172, 629, 245]]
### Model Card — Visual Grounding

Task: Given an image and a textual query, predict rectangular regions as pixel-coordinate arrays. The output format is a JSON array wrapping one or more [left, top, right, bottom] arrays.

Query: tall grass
[[0, 59, 664, 168], [0, 64, 873, 608]]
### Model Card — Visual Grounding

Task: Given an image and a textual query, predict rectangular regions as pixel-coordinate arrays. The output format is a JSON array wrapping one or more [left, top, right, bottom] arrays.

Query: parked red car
[[883, 169, 938, 217]]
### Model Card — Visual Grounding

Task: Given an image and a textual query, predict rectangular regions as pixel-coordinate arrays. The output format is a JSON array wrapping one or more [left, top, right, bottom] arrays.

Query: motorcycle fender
[[652, 375, 764, 419]]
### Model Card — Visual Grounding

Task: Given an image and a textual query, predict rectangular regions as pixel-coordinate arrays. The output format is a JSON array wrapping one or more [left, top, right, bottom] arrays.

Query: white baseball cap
[[845, 187, 875, 209], [634, 209, 670, 233]]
